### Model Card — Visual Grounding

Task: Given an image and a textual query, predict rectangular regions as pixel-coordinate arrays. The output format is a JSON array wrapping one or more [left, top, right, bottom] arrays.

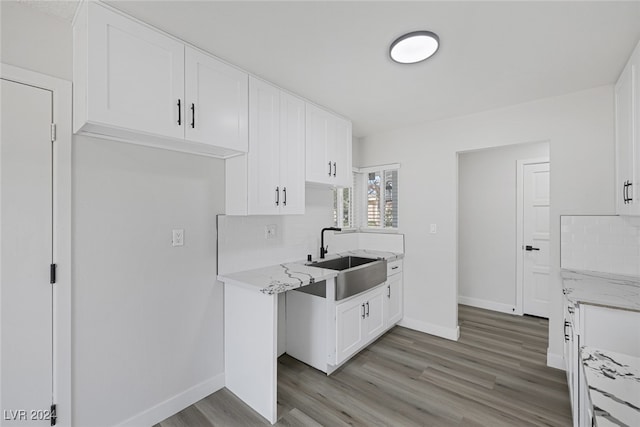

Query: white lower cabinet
[[335, 293, 366, 364], [564, 299, 640, 426], [385, 272, 403, 326], [286, 259, 404, 374], [336, 286, 386, 365]]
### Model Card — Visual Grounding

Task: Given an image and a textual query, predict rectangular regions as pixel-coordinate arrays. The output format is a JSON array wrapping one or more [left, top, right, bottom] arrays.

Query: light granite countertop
[[581, 347, 640, 427], [561, 269, 640, 312], [218, 250, 403, 295]]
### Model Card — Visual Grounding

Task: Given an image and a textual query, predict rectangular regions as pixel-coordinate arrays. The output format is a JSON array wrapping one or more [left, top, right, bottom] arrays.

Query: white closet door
[[1, 79, 53, 425]]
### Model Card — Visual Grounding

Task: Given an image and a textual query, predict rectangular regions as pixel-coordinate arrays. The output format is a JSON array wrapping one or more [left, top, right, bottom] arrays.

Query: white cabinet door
[[185, 46, 248, 151], [306, 103, 332, 185], [87, 2, 184, 139], [615, 60, 636, 215], [364, 286, 386, 341], [305, 103, 352, 187], [336, 295, 365, 364], [247, 77, 281, 215], [332, 117, 353, 187], [280, 92, 305, 214], [385, 273, 403, 327]]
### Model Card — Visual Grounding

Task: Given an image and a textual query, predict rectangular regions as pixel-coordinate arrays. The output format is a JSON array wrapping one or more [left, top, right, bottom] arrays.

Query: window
[[334, 164, 399, 230]]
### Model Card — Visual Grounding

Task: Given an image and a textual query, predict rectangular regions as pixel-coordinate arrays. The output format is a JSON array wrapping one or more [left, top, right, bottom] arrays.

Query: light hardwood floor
[[155, 305, 572, 426]]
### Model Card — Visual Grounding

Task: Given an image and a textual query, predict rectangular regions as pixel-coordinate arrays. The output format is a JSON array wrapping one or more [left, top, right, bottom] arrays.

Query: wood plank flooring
[[155, 305, 572, 426]]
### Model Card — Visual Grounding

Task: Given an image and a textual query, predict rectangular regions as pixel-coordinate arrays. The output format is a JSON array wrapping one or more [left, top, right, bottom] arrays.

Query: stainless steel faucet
[[320, 227, 342, 258]]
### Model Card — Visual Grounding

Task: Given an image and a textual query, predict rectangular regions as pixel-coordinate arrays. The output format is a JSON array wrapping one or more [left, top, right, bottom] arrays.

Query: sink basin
[[311, 256, 378, 271], [301, 256, 387, 300]]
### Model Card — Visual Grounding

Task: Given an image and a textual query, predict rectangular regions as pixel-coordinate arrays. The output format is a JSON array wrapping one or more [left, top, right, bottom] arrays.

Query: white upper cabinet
[[73, 1, 248, 158], [615, 40, 640, 216], [279, 91, 306, 214], [226, 78, 305, 215], [185, 47, 248, 151], [305, 103, 352, 187]]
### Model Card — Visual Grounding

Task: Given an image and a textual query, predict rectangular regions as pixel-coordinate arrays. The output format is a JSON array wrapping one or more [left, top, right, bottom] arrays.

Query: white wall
[[2, 3, 226, 425], [0, 1, 72, 80], [458, 142, 549, 313], [359, 85, 616, 362]]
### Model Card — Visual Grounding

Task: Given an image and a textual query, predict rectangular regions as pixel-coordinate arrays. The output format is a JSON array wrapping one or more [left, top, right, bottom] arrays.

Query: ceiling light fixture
[[389, 31, 440, 64]]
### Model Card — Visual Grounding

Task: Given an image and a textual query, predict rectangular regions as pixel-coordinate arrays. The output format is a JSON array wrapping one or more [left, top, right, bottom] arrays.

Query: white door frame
[[1, 64, 72, 427], [515, 157, 550, 316]]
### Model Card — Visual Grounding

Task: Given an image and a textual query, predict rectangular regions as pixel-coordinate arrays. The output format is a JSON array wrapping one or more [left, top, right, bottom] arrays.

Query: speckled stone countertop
[[218, 250, 403, 295], [581, 347, 640, 426], [561, 269, 640, 312]]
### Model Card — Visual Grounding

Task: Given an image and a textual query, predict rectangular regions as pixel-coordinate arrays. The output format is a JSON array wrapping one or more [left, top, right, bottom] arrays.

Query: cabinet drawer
[[387, 260, 403, 276]]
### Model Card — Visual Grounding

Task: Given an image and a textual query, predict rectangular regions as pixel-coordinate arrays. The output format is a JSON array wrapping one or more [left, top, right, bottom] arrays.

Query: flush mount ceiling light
[[389, 31, 440, 64]]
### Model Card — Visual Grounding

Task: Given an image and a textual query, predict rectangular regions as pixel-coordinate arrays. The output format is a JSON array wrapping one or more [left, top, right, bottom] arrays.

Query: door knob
[[525, 245, 540, 251]]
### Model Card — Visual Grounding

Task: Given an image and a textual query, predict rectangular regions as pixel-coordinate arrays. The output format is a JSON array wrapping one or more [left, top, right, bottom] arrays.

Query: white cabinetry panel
[[336, 294, 366, 364], [305, 103, 352, 187], [615, 40, 640, 215], [227, 78, 305, 215], [185, 46, 248, 151], [248, 78, 281, 215], [385, 273, 403, 327], [74, 1, 249, 158], [85, 2, 184, 139]]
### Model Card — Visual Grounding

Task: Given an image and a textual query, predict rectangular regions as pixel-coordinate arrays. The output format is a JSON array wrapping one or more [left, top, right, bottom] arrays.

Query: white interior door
[[1, 79, 54, 425], [522, 162, 550, 318]]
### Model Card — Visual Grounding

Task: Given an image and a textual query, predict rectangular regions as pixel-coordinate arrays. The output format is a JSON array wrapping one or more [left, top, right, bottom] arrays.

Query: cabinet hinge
[[51, 123, 56, 143], [50, 404, 57, 426], [50, 264, 57, 284]]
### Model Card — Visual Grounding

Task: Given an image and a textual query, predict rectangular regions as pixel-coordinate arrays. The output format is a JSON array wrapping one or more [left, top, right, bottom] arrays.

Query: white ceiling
[[23, 1, 640, 138]]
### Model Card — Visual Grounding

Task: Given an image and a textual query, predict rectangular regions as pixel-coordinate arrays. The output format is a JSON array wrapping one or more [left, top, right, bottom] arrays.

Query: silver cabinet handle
[[333, 162, 337, 177], [328, 161, 332, 176], [283, 187, 287, 206], [275, 186, 279, 206], [387, 286, 391, 298], [366, 302, 370, 317], [361, 303, 366, 319]]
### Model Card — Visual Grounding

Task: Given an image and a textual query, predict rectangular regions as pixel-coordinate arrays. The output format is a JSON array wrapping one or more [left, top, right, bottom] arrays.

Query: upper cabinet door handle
[[275, 186, 280, 206], [191, 103, 195, 129], [283, 187, 287, 206], [333, 162, 337, 177], [328, 161, 332, 176], [627, 181, 633, 203], [177, 99, 182, 126]]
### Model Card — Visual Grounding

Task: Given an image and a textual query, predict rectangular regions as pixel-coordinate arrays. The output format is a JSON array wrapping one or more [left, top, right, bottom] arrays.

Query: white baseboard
[[458, 296, 516, 315], [547, 350, 565, 370], [398, 317, 460, 341], [115, 373, 225, 427]]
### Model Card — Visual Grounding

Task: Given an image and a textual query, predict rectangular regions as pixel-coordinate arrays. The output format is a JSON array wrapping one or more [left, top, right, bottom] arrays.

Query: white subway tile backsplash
[[561, 215, 640, 276]]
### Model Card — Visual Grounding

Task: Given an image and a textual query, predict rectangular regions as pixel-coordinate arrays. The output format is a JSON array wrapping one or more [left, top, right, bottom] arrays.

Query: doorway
[[1, 65, 72, 426], [1, 78, 55, 425], [517, 159, 551, 318], [457, 141, 550, 317]]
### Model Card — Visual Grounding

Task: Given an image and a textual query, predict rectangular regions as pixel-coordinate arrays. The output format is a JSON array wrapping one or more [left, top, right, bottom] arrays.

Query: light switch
[[172, 229, 184, 246], [430, 224, 437, 234]]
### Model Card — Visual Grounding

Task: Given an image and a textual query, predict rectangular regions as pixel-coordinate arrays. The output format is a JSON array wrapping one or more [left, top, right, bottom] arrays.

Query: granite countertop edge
[[218, 249, 403, 295], [580, 346, 640, 427], [561, 268, 640, 312]]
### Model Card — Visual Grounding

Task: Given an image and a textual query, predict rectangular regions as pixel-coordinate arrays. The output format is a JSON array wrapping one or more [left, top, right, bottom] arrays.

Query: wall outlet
[[430, 224, 437, 234], [172, 229, 184, 247], [265, 224, 277, 240]]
